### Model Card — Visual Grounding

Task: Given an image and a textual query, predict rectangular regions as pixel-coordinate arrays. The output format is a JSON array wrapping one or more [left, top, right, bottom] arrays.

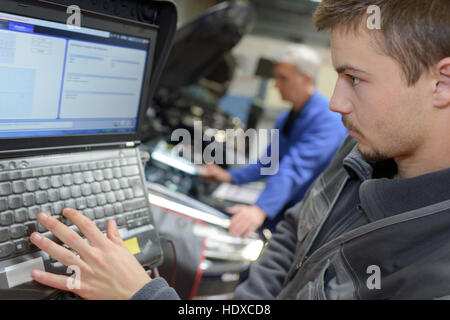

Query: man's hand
[[200, 163, 232, 183], [226, 205, 267, 238], [29, 208, 151, 300]]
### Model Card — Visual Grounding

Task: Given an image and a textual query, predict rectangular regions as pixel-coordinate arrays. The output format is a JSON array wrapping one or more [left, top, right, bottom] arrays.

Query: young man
[[202, 44, 347, 238], [29, 0, 450, 299]]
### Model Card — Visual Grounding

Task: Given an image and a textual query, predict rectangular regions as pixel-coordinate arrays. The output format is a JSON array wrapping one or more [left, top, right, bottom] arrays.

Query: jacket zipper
[[296, 175, 350, 269]]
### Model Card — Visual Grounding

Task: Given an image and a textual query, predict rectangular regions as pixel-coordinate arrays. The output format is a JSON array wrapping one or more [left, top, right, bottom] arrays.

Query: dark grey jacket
[[132, 137, 450, 300], [234, 137, 450, 300]]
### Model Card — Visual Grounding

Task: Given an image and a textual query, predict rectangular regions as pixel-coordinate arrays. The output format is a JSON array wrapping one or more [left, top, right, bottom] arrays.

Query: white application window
[[0, 29, 66, 120], [59, 40, 147, 119]]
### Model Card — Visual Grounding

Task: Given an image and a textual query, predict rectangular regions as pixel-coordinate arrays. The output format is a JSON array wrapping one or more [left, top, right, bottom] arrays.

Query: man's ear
[[434, 57, 450, 108], [303, 73, 314, 85]]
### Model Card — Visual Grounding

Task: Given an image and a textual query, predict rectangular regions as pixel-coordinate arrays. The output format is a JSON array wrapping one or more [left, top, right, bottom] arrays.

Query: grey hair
[[276, 44, 321, 80]]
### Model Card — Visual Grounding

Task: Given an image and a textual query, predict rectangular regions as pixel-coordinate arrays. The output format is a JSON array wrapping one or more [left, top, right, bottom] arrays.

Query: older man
[[202, 44, 347, 238]]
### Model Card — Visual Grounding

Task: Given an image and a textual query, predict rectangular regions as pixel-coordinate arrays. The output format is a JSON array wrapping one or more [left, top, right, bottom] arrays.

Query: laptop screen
[[0, 11, 150, 139]]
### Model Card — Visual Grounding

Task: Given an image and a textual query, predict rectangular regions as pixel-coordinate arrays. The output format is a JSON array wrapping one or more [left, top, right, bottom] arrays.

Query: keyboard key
[[124, 188, 134, 200], [10, 225, 27, 239], [101, 181, 111, 193], [94, 170, 104, 181], [21, 169, 33, 179], [83, 209, 95, 220], [14, 239, 28, 253], [96, 194, 107, 206], [91, 182, 101, 194], [84, 171, 94, 183], [43, 167, 52, 176], [64, 199, 76, 210], [37, 223, 47, 233], [22, 193, 35, 207], [127, 157, 138, 165], [104, 160, 113, 168], [8, 195, 22, 209], [52, 166, 62, 175], [115, 190, 125, 202], [95, 219, 106, 231], [106, 192, 116, 204], [0, 242, 14, 258], [41, 204, 53, 215], [96, 161, 105, 169], [86, 195, 97, 208], [121, 165, 139, 177], [88, 162, 97, 170], [110, 179, 120, 191], [8, 171, 21, 180], [71, 164, 81, 173], [25, 221, 38, 236], [32, 168, 43, 177], [76, 197, 87, 210], [119, 178, 128, 189], [113, 167, 122, 178], [116, 215, 126, 226], [71, 185, 82, 198], [12, 181, 26, 194], [51, 175, 63, 188], [63, 174, 73, 186], [103, 168, 113, 180], [0, 198, 7, 211], [127, 219, 138, 229], [0, 182, 12, 196], [38, 177, 51, 190], [123, 198, 147, 212], [94, 207, 105, 219], [0, 172, 8, 182], [35, 191, 48, 205], [59, 187, 71, 200], [62, 165, 72, 174], [52, 202, 65, 216], [81, 184, 92, 196], [73, 172, 84, 184], [113, 203, 123, 214], [28, 206, 40, 220], [14, 208, 28, 223], [104, 204, 114, 217], [128, 177, 145, 197], [0, 228, 9, 242], [80, 163, 89, 171], [48, 189, 60, 202]]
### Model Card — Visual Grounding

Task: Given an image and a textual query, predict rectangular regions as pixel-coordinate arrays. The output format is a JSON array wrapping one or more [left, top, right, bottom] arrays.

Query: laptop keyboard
[[0, 152, 152, 261]]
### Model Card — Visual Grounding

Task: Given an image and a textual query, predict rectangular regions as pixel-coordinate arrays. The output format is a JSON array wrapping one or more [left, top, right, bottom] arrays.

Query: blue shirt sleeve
[[255, 126, 345, 218]]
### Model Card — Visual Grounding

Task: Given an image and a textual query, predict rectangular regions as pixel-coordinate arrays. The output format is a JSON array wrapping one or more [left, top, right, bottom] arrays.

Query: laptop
[[0, 0, 174, 299]]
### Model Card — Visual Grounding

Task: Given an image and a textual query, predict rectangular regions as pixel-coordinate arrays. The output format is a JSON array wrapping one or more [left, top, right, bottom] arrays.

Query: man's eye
[[348, 75, 360, 86]]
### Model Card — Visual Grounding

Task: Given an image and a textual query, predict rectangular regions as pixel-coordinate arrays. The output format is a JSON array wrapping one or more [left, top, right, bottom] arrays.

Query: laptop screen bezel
[[0, 0, 158, 156]]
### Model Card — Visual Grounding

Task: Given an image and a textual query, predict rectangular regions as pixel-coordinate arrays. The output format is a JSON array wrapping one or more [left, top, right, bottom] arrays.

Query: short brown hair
[[314, 0, 450, 86]]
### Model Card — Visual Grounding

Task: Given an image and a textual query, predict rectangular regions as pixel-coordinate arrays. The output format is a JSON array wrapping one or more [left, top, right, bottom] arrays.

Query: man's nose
[[329, 79, 353, 115]]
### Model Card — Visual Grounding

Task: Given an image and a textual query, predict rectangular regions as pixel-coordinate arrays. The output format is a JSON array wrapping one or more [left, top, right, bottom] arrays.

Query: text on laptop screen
[[0, 12, 150, 138]]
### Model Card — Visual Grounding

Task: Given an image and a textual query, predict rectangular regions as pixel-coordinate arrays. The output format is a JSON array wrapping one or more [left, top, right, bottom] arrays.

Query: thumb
[[226, 206, 241, 215]]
